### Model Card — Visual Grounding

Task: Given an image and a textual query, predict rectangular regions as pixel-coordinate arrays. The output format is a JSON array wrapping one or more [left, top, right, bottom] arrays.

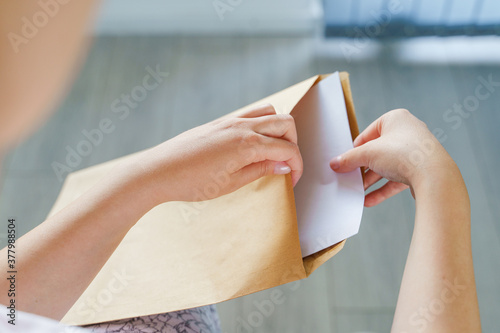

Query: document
[[292, 72, 364, 257]]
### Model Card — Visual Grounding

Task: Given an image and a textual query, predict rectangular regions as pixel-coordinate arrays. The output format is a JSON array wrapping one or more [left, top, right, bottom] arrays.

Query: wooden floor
[[1, 36, 499, 332]]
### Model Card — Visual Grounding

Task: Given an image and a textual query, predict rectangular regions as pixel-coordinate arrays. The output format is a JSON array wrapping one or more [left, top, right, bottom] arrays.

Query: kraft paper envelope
[[49, 72, 363, 326]]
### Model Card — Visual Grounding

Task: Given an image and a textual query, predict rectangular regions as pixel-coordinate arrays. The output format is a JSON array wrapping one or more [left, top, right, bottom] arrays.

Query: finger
[[252, 113, 297, 144], [249, 135, 303, 186], [363, 169, 383, 190], [330, 143, 373, 173], [353, 114, 384, 147], [364, 181, 409, 207], [238, 104, 277, 118], [231, 160, 291, 189]]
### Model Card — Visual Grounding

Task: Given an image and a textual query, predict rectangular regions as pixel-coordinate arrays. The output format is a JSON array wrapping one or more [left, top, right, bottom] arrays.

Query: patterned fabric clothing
[[85, 305, 221, 333]]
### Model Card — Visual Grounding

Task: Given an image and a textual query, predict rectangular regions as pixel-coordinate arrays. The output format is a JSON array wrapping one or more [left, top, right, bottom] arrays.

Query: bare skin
[[0, 0, 303, 321], [0, 1, 99, 152], [0, 1, 481, 331], [331, 109, 481, 332], [0, 104, 302, 319]]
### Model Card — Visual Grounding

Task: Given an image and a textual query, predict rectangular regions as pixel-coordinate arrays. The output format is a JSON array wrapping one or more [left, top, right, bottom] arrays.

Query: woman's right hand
[[330, 109, 456, 207], [331, 109, 480, 333]]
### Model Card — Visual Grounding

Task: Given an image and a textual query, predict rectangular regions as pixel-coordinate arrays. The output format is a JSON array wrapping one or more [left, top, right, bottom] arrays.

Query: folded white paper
[[292, 72, 364, 257]]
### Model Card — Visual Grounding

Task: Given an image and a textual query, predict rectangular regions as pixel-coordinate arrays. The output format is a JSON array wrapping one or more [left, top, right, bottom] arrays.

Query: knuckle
[[241, 131, 261, 146], [392, 108, 428, 130], [262, 104, 277, 114], [339, 154, 348, 167], [292, 143, 301, 158], [231, 118, 248, 129], [239, 132, 264, 160], [273, 113, 294, 130], [418, 119, 429, 130], [289, 143, 303, 167], [278, 113, 294, 124], [221, 117, 247, 131], [260, 161, 271, 176], [363, 143, 377, 165], [276, 113, 293, 121], [395, 108, 411, 116], [387, 108, 411, 120]]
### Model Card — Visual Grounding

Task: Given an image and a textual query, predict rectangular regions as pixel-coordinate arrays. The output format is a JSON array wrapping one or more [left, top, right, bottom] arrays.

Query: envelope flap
[[226, 75, 321, 117], [303, 240, 345, 276]]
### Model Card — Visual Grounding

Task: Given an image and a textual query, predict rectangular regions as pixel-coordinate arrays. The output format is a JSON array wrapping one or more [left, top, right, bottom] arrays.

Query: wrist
[[408, 145, 455, 188], [103, 157, 164, 223], [410, 157, 467, 202], [113, 148, 177, 208]]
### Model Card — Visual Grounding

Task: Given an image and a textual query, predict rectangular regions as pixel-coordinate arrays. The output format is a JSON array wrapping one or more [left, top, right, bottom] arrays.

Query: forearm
[[0, 161, 156, 320], [392, 163, 481, 332]]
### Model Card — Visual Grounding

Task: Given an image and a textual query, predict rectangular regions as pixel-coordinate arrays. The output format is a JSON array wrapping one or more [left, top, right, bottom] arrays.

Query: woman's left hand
[[123, 104, 303, 205]]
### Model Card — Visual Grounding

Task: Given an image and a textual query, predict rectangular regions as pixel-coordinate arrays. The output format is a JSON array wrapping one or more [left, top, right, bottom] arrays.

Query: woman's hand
[[339, 113, 480, 332], [330, 109, 455, 207], [127, 104, 303, 204]]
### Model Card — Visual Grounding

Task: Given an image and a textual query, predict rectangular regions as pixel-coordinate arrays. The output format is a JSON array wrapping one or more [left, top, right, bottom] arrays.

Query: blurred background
[[1, 0, 499, 331]]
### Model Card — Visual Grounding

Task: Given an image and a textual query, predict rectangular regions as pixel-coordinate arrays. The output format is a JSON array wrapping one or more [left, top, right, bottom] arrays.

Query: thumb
[[330, 144, 372, 173]]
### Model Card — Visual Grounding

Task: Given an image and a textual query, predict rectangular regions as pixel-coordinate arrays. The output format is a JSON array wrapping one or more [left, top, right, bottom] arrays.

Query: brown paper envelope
[[50, 72, 359, 326]]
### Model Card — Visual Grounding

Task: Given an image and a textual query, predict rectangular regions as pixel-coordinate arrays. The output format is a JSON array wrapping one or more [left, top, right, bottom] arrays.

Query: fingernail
[[261, 103, 274, 110], [274, 162, 291, 175], [330, 155, 341, 170]]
